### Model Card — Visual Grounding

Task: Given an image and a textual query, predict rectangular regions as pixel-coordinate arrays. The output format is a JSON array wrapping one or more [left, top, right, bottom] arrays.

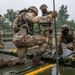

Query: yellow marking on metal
[[9, 46, 38, 53], [25, 64, 55, 75], [72, 56, 75, 61], [9, 49, 17, 53]]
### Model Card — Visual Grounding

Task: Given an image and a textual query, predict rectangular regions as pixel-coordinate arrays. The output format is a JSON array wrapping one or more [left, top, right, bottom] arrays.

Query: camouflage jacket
[[41, 11, 53, 30]]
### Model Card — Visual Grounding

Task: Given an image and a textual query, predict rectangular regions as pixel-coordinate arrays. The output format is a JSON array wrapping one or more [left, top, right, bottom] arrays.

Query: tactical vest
[[42, 11, 52, 26], [18, 12, 34, 35], [62, 32, 73, 44]]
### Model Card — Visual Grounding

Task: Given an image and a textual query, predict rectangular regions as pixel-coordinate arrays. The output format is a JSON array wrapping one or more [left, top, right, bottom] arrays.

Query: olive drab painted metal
[[0, 6, 57, 68]]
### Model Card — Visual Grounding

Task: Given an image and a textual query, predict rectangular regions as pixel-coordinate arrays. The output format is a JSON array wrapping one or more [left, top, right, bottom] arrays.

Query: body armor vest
[[62, 32, 73, 44], [42, 11, 52, 26], [18, 12, 34, 35]]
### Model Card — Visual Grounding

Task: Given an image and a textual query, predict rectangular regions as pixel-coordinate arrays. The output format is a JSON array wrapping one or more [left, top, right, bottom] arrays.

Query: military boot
[[32, 60, 45, 66], [6, 57, 25, 66], [32, 51, 45, 66], [6, 58, 19, 66]]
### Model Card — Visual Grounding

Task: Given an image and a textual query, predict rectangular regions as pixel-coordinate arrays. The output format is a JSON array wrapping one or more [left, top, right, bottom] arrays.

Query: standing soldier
[[0, 15, 4, 49], [57, 24, 75, 55], [40, 4, 53, 54], [0, 6, 57, 67]]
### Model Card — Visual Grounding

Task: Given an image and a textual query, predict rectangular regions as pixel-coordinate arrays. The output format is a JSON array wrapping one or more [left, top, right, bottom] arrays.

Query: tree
[[57, 5, 69, 29], [4, 9, 18, 28], [0, 17, 10, 34], [67, 20, 75, 29]]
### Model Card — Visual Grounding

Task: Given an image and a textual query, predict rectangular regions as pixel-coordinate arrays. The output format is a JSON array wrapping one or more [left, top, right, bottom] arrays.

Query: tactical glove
[[51, 11, 57, 18]]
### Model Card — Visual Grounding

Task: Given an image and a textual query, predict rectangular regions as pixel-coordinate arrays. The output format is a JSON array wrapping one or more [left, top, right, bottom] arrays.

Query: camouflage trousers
[[9, 28, 48, 66], [15, 34, 48, 63], [0, 28, 48, 67], [42, 29, 53, 53]]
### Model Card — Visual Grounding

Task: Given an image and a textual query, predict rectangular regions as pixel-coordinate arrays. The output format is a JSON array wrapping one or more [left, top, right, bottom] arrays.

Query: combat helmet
[[19, 8, 27, 14], [61, 24, 70, 34], [61, 24, 69, 30], [28, 6, 38, 16], [40, 4, 48, 10]]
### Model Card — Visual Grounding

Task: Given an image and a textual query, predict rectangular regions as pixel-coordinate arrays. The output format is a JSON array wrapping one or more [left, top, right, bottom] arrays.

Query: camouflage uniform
[[57, 24, 75, 54], [0, 15, 4, 49], [0, 6, 57, 67], [0, 32, 4, 49], [40, 4, 53, 54]]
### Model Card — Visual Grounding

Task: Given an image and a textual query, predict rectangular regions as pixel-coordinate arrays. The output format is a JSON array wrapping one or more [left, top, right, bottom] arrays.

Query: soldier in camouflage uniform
[[0, 32, 4, 49], [0, 6, 57, 67], [57, 24, 75, 55], [40, 4, 53, 54], [0, 15, 4, 49]]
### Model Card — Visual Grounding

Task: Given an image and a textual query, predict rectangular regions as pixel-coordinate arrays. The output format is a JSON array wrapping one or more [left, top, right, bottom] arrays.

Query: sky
[[0, 0, 75, 21]]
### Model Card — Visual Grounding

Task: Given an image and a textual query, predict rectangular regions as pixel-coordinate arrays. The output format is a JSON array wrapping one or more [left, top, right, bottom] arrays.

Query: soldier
[[0, 15, 4, 49], [0, 6, 57, 67], [57, 24, 75, 55], [0, 32, 4, 49], [40, 4, 53, 54]]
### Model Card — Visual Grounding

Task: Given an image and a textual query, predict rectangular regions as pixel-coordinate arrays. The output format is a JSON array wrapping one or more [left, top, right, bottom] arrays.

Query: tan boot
[[6, 58, 25, 66], [32, 51, 45, 66], [6, 58, 18, 66], [32, 60, 45, 66]]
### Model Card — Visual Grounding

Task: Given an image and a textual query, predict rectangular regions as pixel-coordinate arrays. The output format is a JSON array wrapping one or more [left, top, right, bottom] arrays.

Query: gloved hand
[[51, 11, 57, 18]]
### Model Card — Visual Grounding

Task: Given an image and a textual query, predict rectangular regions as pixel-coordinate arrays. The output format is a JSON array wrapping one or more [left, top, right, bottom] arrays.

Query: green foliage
[[56, 5, 70, 29], [4, 9, 18, 23], [67, 20, 75, 29], [1, 17, 10, 30], [34, 23, 42, 30]]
